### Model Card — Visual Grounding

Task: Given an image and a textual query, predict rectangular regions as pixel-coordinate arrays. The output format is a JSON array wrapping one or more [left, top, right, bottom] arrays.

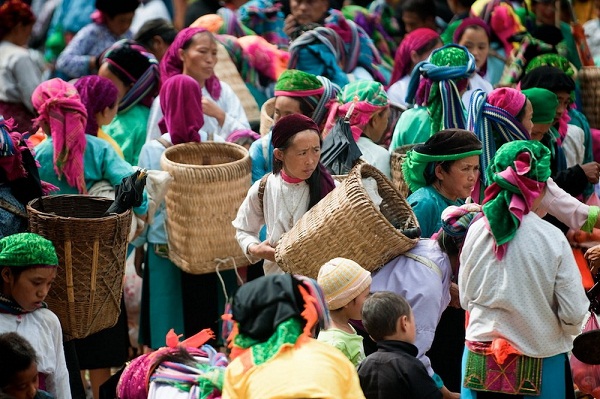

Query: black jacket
[[357, 340, 442, 399]]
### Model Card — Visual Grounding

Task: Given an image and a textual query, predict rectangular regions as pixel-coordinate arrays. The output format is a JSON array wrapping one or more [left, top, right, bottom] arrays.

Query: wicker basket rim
[[161, 142, 250, 170], [27, 195, 131, 221]]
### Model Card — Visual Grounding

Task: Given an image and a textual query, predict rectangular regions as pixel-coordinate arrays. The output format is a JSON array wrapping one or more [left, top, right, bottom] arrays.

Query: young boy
[[357, 292, 442, 399], [0, 332, 54, 399], [317, 258, 372, 367]]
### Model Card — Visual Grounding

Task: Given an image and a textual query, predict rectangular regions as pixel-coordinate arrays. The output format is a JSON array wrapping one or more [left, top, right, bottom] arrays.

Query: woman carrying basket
[[233, 113, 336, 275]]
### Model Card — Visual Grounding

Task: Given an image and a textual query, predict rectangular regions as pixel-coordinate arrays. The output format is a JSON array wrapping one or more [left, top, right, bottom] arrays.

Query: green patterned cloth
[[525, 53, 575, 78], [338, 80, 388, 107], [521, 88, 558, 124], [482, 141, 551, 255], [233, 317, 303, 366], [274, 69, 324, 94], [0, 233, 58, 267]]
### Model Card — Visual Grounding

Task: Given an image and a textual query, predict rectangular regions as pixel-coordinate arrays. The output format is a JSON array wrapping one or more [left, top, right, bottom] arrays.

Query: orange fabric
[[490, 338, 521, 365], [28, 129, 47, 147], [165, 328, 215, 348], [573, 247, 595, 290]]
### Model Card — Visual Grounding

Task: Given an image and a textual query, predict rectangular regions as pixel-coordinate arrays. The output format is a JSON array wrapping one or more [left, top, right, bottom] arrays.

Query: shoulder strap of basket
[[404, 252, 443, 279], [0, 198, 27, 219], [156, 137, 172, 149], [257, 173, 271, 213]]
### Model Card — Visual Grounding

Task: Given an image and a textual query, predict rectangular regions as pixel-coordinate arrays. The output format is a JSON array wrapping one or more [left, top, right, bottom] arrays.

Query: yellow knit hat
[[317, 258, 372, 310]]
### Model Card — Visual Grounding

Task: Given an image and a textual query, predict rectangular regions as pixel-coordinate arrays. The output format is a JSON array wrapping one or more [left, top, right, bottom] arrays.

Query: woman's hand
[[201, 98, 226, 127], [449, 282, 461, 309], [249, 241, 276, 262], [581, 162, 600, 184], [284, 14, 298, 37], [586, 244, 600, 275]]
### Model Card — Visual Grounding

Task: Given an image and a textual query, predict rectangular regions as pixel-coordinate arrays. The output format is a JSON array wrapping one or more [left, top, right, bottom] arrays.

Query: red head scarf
[[389, 28, 440, 88], [32, 79, 88, 194], [159, 27, 222, 100], [159, 75, 204, 145]]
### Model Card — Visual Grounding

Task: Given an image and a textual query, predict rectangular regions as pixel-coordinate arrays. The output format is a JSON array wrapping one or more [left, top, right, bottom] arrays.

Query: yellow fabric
[[97, 128, 124, 159], [573, 0, 595, 24], [222, 339, 366, 399]]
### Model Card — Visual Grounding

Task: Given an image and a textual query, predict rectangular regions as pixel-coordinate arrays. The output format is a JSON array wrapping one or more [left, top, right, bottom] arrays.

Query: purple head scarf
[[159, 75, 204, 145], [74, 76, 119, 136], [160, 27, 222, 100]]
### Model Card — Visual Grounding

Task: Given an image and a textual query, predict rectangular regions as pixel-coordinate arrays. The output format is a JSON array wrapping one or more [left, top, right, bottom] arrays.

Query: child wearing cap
[[317, 257, 372, 367], [357, 291, 442, 399]]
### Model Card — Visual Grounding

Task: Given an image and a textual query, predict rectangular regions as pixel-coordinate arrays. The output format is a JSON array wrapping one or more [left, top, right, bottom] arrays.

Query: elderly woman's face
[[435, 155, 480, 201], [290, 0, 329, 25]]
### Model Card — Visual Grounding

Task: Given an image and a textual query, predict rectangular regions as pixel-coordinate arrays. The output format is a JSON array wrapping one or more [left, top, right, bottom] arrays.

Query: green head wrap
[[274, 69, 324, 96], [402, 129, 483, 193], [482, 140, 551, 259], [525, 53, 575, 78], [521, 88, 558, 124], [0, 233, 58, 267], [338, 80, 388, 107]]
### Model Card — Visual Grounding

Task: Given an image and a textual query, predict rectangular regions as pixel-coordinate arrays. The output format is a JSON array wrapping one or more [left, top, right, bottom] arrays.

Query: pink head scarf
[[74, 75, 119, 136], [159, 27, 222, 100], [486, 87, 527, 118], [32, 78, 88, 194], [389, 28, 440, 88], [159, 75, 204, 145]]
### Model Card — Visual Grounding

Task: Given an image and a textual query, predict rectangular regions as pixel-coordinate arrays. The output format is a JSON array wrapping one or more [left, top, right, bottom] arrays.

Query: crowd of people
[[2, 0, 600, 397]]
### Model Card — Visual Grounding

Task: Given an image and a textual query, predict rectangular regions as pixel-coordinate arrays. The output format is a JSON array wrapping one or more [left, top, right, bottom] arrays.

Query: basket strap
[[0, 198, 27, 219], [156, 137, 172, 149], [257, 173, 270, 213], [404, 252, 443, 279]]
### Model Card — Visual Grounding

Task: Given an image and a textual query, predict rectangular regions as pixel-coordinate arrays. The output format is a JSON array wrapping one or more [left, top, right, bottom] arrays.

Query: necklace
[[281, 183, 308, 227]]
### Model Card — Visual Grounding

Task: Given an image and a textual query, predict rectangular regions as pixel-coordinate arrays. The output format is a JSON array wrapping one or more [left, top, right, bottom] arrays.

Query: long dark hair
[[273, 130, 325, 210]]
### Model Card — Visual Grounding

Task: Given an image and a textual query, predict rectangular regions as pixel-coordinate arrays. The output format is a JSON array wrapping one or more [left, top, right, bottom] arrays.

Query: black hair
[[437, 230, 461, 256], [181, 30, 215, 51], [362, 292, 412, 341], [416, 36, 443, 56], [455, 0, 476, 9], [0, 332, 37, 387], [272, 130, 324, 210], [515, 100, 529, 123], [134, 18, 177, 49], [401, 0, 436, 21], [424, 161, 454, 186], [455, 24, 490, 43], [103, 44, 152, 85]]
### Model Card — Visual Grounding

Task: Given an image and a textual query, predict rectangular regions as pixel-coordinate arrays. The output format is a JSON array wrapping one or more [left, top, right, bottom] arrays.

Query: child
[[317, 257, 371, 367], [357, 291, 442, 399], [0, 332, 54, 399], [0, 233, 70, 398]]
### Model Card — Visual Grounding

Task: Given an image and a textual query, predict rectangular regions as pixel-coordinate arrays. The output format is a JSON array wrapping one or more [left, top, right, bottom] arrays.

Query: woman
[[147, 27, 250, 142], [403, 129, 482, 238], [454, 18, 493, 106], [459, 140, 589, 398], [0, 233, 71, 398], [387, 28, 442, 108], [466, 87, 533, 201], [73, 75, 123, 157], [325, 80, 391, 178], [388, 44, 476, 151], [233, 114, 336, 275], [0, 0, 41, 133], [520, 87, 559, 142], [223, 274, 365, 399], [133, 18, 178, 62], [249, 69, 338, 182], [55, 0, 139, 79], [98, 39, 161, 166], [136, 74, 230, 350]]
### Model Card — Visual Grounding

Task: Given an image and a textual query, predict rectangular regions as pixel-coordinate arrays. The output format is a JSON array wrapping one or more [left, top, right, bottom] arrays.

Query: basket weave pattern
[[390, 144, 417, 198], [160, 142, 252, 274], [27, 195, 131, 340], [275, 163, 419, 278], [580, 66, 600, 129]]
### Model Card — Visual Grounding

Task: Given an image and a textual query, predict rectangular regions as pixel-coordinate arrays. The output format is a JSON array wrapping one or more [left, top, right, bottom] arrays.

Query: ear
[[178, 47, 185, 63], [1, 267, 12, 284], [434, 163, 445, 181], [274, 148, 285, 162], [410, 49, 420, 66], [399, 315, 410, 333]]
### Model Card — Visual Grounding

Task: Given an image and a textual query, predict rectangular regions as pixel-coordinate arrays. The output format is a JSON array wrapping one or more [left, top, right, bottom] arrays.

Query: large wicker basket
[[579, 66, 600, 130], [27, 195, 131, 340], [390, 144, 418, 198], [275, 163, 420, 278], [260, 97, 275, 136], [160, 142, 252, 274]]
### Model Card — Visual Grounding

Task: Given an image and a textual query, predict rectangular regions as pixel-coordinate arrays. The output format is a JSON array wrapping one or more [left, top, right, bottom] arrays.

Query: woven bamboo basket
[[260, 97, 275, 136], [390, 144, 418, 198], [27, 195, 131, 340], [579, 66, 600, 130], [215, 43, 260, 125], [160, 142, 252, 274], [275, 163, 420, 278]]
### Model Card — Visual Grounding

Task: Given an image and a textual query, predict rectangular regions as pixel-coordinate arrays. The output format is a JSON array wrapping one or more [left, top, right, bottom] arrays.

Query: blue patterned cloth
[[0, 185, 26, 239]]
